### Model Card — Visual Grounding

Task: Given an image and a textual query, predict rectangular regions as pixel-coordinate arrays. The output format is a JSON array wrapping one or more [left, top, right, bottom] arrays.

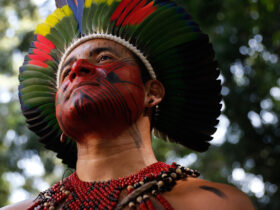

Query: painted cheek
[[55, 80, 74, 134], [115, 84, 144, 123], [109, 65, 145, 122]]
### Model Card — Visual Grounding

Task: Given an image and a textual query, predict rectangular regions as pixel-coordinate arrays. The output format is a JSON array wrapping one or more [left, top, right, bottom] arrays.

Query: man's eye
[[62, 69, 71, 80], [99, 55, 112, 62]]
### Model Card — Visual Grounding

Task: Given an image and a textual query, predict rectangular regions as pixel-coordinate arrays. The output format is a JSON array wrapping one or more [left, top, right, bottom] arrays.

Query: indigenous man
[[3, 0, 254, 209]]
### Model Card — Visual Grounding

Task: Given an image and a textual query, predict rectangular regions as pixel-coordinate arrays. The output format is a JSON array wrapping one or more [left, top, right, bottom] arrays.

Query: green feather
[[85, 2, 97, 33], [20, 85, 56, 95], [82, 4, 92, 34], [93, 3, 108, 33], [98, 3, 118, 33], [45, 32, 64, 50], [152, 32, 200, 56], [45, 60, 58, 70], [55, 17, 79, 43], [24, 97, 54, 108], [19, 70, 56, 83], [22, 78, 55, 87], [143, 23, 197, 51], [104, 3, 119, 34], [21, 64, 56, 76], [21, 91, 55, 101], [138, 11, 185, 48], [47, 119, 60, 130], [132, 5, 176, 43]]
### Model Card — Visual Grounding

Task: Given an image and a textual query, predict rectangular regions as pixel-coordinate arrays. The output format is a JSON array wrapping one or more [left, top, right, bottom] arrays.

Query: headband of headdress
[[19, 0, 222, 168]]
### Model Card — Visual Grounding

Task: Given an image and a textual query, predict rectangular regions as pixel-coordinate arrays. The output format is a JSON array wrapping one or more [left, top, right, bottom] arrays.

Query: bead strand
[[155, 194, 174, 210]]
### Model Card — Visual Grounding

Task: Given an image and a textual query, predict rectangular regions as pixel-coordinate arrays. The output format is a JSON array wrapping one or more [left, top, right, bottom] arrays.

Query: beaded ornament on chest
[[28, 162, 200, 210]]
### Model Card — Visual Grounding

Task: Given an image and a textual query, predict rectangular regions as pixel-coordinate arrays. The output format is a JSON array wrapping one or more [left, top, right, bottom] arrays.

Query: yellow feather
[[34, 23, 51, 36], [61, 5, 73, 16], [93, 0, 106, 4], [85, 0, 93, 8], [92, 0, 100, 3], [93, 0, 120, 5], [53, 8, 66, 20], [45, 14, 60, 27], [108, 0, 121, 5], [107, 0, 114, 5]]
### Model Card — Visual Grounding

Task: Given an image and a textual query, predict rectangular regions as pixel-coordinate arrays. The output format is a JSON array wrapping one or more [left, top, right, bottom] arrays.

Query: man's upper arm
[[191, 181, 255, 210], [164, 179, 255, 210], [222, 185, 255, 210]]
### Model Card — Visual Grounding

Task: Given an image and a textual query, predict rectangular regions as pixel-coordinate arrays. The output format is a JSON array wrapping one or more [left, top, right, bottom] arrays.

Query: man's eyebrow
[[89, 47, 120, 57], [63, 56, 76, 69]]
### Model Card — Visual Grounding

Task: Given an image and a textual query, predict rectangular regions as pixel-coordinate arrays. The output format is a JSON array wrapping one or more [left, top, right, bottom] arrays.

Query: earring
[[60, 133, 66, 143], [155, 105, 159, 113]]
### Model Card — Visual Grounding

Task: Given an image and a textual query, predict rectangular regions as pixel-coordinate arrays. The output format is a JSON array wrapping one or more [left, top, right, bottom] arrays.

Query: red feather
[[35, 34, 56, 50], [31, 49, 53, 61], [128, 2, 156, 25], [28, 54, 52, 62], [28, 60, 49, 68], [111, 0, 156, 26], [32, 41, 53, 54], [116, 0, 141, 26], [122, 0, 146, 25], [110, 0, 131, 21]]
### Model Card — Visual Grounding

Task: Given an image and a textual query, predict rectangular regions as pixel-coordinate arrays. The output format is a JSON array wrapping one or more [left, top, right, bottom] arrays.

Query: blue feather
[[56, 0, 67, 8], [19, 66, 25, 73], [67, 0, 85, 36]]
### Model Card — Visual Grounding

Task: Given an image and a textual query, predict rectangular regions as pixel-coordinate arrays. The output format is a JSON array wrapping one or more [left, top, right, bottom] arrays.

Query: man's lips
[[64, 82, 99, 101]]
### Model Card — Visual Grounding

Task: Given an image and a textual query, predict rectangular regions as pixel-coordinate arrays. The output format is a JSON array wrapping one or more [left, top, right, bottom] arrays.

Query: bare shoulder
[[163, 177, 255, 210], [0, 198, 35, 210]]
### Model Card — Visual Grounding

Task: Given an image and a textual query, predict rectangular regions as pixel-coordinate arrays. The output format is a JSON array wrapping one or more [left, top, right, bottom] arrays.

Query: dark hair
[[133, 55, 151, 83]]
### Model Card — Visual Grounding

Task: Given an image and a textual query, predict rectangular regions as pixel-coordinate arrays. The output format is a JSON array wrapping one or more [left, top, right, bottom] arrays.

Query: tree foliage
[[0, 0, 279, 209]]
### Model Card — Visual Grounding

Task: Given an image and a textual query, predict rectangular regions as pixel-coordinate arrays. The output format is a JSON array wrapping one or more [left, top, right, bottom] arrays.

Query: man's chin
[[60, 117, 130, 141]]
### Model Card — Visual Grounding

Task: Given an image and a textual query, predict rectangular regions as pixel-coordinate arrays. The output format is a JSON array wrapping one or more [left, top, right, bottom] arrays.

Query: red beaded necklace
[[28, 162, 199, 210]]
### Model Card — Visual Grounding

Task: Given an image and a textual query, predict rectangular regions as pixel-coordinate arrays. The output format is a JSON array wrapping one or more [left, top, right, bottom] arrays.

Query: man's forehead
[[70, 39, 131, 56]]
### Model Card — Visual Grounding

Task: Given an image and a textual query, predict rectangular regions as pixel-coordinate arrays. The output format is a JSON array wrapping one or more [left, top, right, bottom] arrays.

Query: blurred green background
[[0, 0, 279, 209]]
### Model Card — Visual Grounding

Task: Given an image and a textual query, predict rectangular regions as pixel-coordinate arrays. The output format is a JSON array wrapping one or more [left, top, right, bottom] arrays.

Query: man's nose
[[69, 59, 96, 82]]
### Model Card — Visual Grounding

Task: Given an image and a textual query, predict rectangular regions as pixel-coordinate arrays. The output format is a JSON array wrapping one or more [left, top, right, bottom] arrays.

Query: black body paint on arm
[[199, 185, 227, 198]]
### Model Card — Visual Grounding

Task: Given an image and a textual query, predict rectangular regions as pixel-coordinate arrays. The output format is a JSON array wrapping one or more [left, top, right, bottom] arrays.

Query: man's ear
[[144, 80, 165, 108]]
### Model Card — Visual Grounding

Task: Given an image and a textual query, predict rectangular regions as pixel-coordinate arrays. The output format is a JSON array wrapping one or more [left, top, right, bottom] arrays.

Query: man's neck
[[75, 117, 157, 182]]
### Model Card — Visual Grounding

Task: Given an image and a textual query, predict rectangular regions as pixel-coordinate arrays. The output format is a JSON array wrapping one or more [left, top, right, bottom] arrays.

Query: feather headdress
[[19, 0, 221, 168]]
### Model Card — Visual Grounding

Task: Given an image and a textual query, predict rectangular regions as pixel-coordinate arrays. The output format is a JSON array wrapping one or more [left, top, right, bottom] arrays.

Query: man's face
[[56, 39, 146, 140]]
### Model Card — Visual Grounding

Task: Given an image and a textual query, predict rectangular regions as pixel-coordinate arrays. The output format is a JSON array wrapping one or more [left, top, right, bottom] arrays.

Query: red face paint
[[56, 59, 145, 140]]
